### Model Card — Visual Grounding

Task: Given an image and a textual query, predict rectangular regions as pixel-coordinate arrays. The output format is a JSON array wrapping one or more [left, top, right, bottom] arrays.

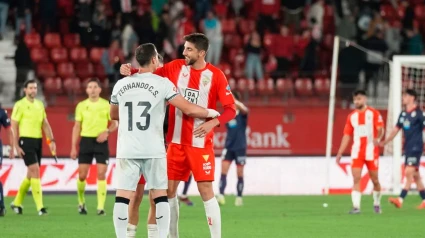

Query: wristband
[[207, 109, 220, 118], [46, 138, 55, 144]]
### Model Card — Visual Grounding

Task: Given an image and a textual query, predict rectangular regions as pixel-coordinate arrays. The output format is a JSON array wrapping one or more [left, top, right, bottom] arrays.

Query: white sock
[[398, 197, 404, 203], [203, 197, 221, 238], [113, 198, 130, 238], [127, 224, 137, 238], [148, 224, 159, 238], [351, 190, 361, 209], [373, 191, 381, 206], [155, 198, 170, 238], [168, 197, 179, 238]]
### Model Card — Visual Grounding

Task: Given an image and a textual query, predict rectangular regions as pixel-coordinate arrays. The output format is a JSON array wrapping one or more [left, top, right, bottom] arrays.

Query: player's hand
[[378, 141, 386, 147], [96, 131, 109, 143], [49, 141, 56, 155], [206, 109, 220, 118], [16, 146, 25, 158], [336, 154, 342, 164], [373, 139, 381, 146], [194, 119, 219, 138], [9, 147, 15, 159], [120, 63, 132, 76], [70, 147, 78, 160]]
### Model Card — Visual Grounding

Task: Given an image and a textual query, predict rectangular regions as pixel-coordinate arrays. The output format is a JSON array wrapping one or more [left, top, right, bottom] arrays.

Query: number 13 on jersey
[[124, 101, 151, 131]]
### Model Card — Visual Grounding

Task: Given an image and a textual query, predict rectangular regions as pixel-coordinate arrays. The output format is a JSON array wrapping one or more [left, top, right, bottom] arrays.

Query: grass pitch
[[1, 195, 424, 238]]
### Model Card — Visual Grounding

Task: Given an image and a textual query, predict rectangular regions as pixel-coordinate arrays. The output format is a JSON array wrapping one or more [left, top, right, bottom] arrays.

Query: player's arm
[[168, 95, 220, 118], [336, 116, 354, 163], [10, 103, 24, 157], [42, 117, 56, 153], [235, 100, 249, 115], [216, 71, 237, 126], [373, 111, 385, 145], [381, 126, 401, 146]]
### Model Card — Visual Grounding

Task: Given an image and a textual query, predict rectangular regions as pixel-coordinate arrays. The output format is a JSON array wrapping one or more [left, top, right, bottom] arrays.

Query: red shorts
[[351, 157, 379, 171], [167, 143, 215, 182], [138, 175, 146, 185]]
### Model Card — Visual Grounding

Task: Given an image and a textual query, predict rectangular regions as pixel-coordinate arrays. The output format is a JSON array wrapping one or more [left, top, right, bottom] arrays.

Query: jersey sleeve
[[395, 112, 404, 128], [0, 109, 11, 128], [11, 102, 23, 122], [163, 78, 179, 101], [75, 103, 83, 122], [216, 70, 235, 106], [374, 110, 384, 128], [343, 115, 354, 136], [42, 103, 46, 120], [110, 82, 120, 105]]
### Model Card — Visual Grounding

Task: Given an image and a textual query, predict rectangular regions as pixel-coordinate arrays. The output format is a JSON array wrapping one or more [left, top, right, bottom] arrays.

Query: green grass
[[1, 195, 424, 237]]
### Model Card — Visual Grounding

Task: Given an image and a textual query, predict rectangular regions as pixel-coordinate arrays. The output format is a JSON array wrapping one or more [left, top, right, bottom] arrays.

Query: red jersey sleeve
[[154, 66, 166, 77], [216, 70, 235, 106], [374, 110, 384, 129], [343, 114, 354, 136]]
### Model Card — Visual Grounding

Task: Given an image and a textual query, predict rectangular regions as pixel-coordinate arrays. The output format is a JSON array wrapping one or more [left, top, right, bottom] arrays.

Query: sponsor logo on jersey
[[184, 88, 199, 104]]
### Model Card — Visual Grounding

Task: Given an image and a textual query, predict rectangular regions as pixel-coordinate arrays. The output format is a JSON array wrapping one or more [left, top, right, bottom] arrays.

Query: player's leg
[[217, 149, 232, 205], [349, 158, 364, 213], [32, 140, 47, 215], [127, 179, 144, 238], [0, 151, 5, 216], [113, 159, 139, 238], [144, 158, 170, 238], [147, 191, 159, 238], [366, 159, 381, 213], [414, 168, 425, 209], [76, 138, 95, 214], [95, 141, 109, 215], [167, 143, 189, 238], [189, 145, 221, 238], [179, 174, 194, 206], [234, 150, 247, 206]]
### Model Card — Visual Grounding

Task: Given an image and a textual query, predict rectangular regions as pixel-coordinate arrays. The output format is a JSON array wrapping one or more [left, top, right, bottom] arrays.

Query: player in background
[[10, 79, 56, 215], [127, 55, 166, 238], [178, 174, 194, 206], [70, 78, 118, 215], [110, 43, 220, 238], [380, 89, 425, 209], [0, 104, 15, 216], [120, 33, 237, 238], [336, 90, 384, 214], [217, 91, 248, 206]]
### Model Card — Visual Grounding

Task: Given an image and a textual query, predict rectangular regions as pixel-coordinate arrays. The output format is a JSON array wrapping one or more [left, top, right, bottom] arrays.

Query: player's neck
[[190, 60, 207, 70], [89, 96, 99, 102], [357, 105, 367, 112], [138, 66, 154, 74], [406, 103, 417, 112], [25, 96, 34, 103]]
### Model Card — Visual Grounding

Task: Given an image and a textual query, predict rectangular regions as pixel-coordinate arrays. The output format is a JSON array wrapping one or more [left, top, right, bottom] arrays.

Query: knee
[[197, 182, 214, 200], [167, 186, 177, 198], [352, 176, 361, 184], [97, 172, 106, 181]]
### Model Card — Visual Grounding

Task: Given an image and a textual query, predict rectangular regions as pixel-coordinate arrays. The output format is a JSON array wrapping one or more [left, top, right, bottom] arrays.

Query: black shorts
[[222, 148, 247, 166], [79, 137, 109, 165], [405, 152, 422, 167], [19, 137, 42, 166]]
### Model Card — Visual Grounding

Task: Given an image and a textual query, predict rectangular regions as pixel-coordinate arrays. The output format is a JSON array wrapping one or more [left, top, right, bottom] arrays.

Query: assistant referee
[[71, 78, 117, 215], [10, 79, 56, 216]]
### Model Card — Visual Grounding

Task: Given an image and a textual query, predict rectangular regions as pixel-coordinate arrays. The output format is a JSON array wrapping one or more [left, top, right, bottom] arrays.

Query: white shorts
[[114, 158, 168, 191]]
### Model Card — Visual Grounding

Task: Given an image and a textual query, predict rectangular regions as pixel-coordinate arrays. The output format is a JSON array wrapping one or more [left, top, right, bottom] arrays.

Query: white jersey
[[110, 73, 178, 159]]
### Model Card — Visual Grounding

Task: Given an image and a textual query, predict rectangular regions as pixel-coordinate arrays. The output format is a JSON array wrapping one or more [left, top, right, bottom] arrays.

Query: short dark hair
[[158, 54, 164, 64], [135, 43, 158, 67], [184, 33, 209, 52], [232, 90, 241, 101], [352, 89, 367, 97], [404, 89, 417, 99], [87, 78, 101, 87], [24, 79, 37, 88]]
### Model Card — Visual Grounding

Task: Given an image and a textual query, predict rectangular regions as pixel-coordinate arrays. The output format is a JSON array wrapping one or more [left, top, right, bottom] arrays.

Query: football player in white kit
[[110, 43, 220, 238]]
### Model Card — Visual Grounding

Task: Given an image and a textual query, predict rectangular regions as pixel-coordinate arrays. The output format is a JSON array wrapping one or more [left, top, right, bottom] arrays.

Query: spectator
[[365, 13, 384, 39], [335, 0, 357, 40], [299, 30, 318, 78], [202, 11, 223, 65], [338, 44, 365, 105], [121, 17, 138, 59], [102, 39, 125, 88], [169, 0, 184, 21], [39, 0, 57, 37], [0, 0, 9, 40], [156, 12, 172, 54], [134, 9, 156, 45], [273, 26, 294, 77], [232, 0, 244, 16], [244, 31, 264, 80], [152, 0, 167, 15], [195, 0, 211, 25], [405, 29, 423, 55], [14, 35, 32, 101], [92, 2, 110, 47], [401, 0, 414, 30], [307, 0, 325, 30], [384, 21, 401, 55], [111, 13, 123, 43], [77, 0, 92, 47], [15, 0, 33, 39], [282, 0, 306, 31], [255, 0, 280, 34]]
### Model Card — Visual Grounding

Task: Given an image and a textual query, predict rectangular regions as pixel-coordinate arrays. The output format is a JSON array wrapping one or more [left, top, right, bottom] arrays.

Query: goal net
[[325, 36, 415, 195]]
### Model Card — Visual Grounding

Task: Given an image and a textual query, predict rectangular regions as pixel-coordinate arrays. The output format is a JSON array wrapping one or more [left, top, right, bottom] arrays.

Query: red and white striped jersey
[[155, 59, 235, 148], [343, 107, 384, 160]]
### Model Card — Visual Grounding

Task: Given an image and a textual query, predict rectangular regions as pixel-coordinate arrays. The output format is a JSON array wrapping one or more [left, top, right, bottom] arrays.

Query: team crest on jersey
[[202, 75, 211, 86], [184, 88, 199, 104]]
